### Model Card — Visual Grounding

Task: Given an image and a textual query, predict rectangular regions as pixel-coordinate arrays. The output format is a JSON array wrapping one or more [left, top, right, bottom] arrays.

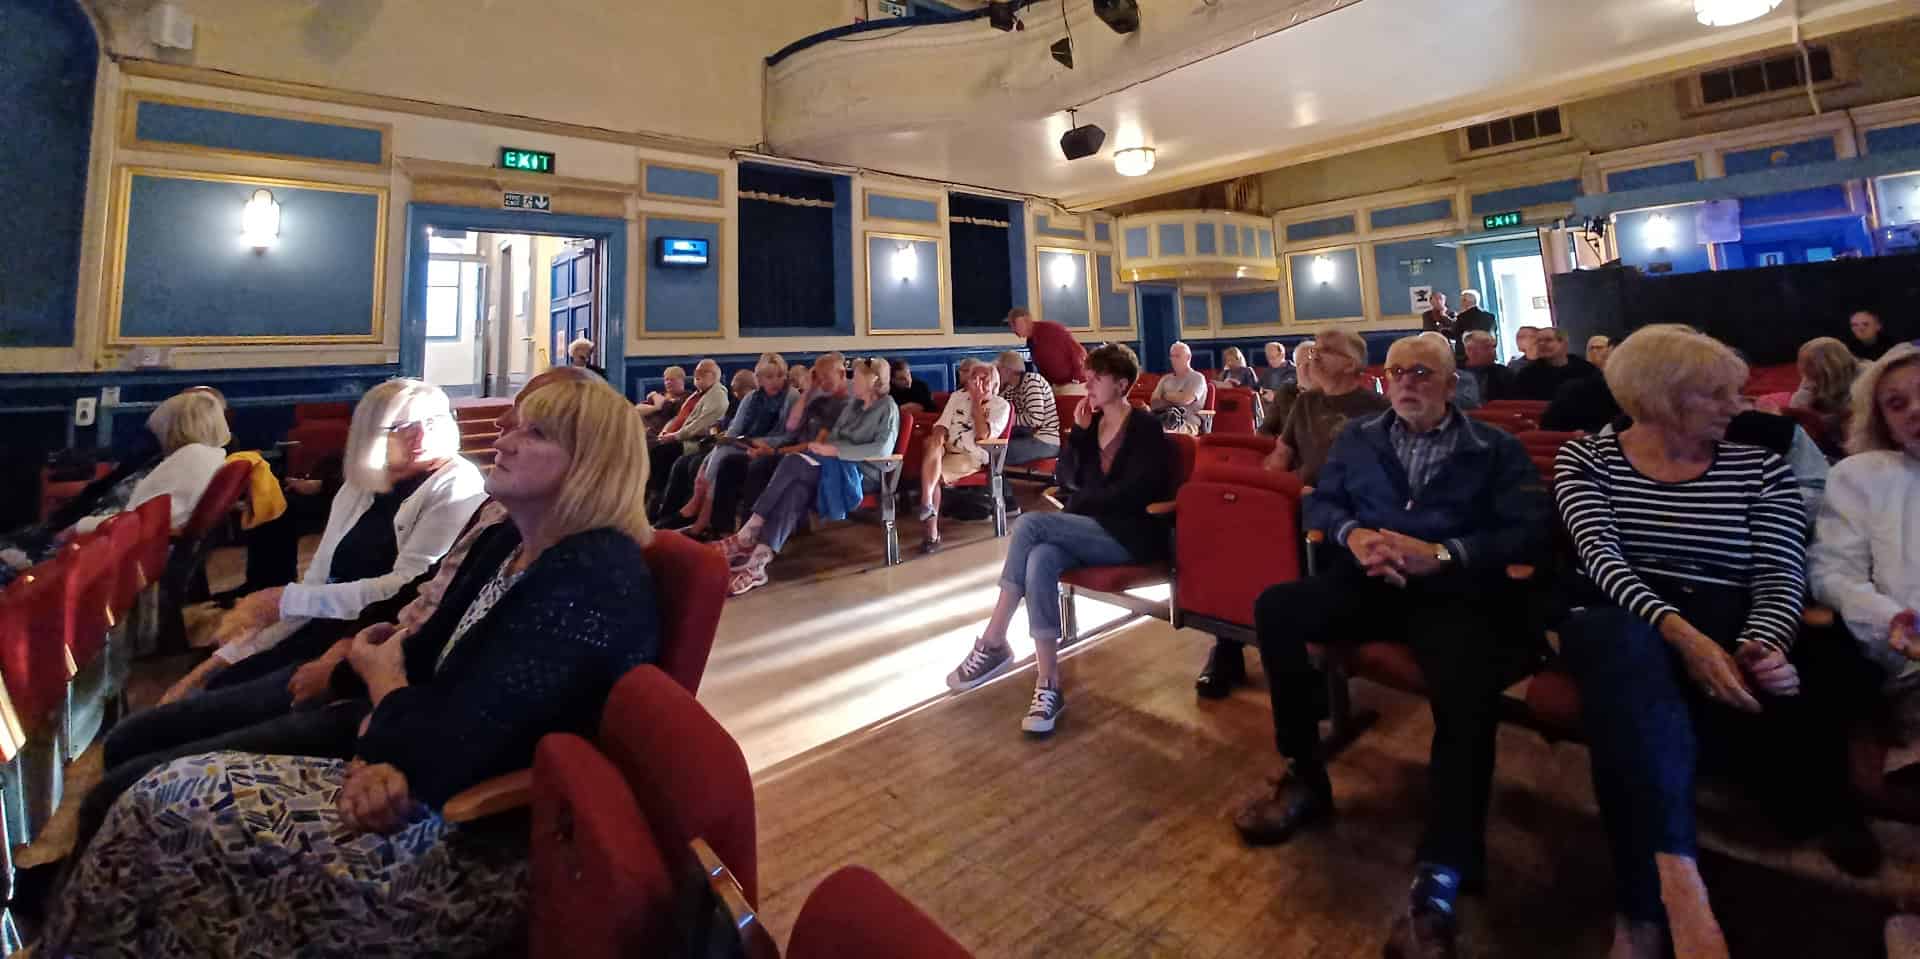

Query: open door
[[549, 240, 599, 368]]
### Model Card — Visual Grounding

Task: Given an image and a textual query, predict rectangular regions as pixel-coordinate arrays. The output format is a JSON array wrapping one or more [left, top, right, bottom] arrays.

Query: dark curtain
[[950, 194, 1013, 330], [739, 164, 836, 331]]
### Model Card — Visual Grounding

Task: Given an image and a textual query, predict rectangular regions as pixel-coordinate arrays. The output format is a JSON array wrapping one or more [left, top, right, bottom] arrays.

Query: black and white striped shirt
[[1002, 371, 1061, 446], [1554, 434, 1807, 652]]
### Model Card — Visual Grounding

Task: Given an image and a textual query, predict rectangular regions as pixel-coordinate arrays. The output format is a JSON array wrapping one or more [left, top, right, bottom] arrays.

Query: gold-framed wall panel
[[103, 165, 389, 348], [641, 161, 729, 208], [863, 229, 950, 337], [634, 212, 728, 339], [1032, 245, 1097, 334], [118, 91, 393, 172]]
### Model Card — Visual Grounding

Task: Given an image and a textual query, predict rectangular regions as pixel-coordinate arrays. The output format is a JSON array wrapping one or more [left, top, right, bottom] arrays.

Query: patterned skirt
[[45, 751, 529, 958]]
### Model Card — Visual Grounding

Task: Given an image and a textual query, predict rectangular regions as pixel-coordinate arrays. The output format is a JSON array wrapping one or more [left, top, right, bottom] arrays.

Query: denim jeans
[[1005, 432, 1059, 466], [998, 512, 1133, 640], [81, 665, 367, 855], [1559, 580, 1856, 921]]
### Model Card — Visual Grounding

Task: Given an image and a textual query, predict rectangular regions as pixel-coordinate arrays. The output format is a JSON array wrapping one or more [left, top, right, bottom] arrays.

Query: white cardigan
[[1810, 450, 1920, 678], [215, 456, 487, 664], [73, 443, 227, 535]]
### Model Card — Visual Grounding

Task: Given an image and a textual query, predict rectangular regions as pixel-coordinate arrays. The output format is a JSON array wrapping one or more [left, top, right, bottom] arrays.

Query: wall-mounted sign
[[1409, 285, 1434, 313], [656, 236, 710, 268], [1482, 210, 1524, 230], [499, 147, 556, 174], [1397, 255, 1434, 276], [502, 191, 551, 213]]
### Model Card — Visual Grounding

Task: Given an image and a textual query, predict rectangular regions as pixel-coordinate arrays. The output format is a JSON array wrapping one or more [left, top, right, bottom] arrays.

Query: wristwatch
[[1433, 543, 1453, 565]]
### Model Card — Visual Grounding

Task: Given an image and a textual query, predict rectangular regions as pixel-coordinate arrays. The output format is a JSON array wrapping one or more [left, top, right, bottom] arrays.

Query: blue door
[[1137, 284, 1179, 373], [549, 241, 598, 367]]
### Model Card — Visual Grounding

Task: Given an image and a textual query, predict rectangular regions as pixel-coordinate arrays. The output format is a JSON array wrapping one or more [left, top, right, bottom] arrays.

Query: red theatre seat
[[1056, 433, 1198, 644], [787, 866, 975, 959], [0, 564, 75, 734], [641, 530, 728, 693], [529, 734, 675, 959], [1209, 386, 1258, 434], [155, 459, 253, 654], [1514, 430, 1584, 485], [1196, 433, 1276, 473], [1171, 465, 1305, 643], [284, 420, 350, 480]]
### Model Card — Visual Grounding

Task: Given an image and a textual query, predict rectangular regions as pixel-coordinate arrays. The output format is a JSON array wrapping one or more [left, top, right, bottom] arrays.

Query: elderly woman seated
[[1, 388, 230, 584], [1789, 336, 1860, 457], [720, 357, 900, 596], [1812, 344, 1920, 757], [1553, 325, 1876, 959], [636, 364, 690, 439], [919, 358, 1012, 552], [657, 353, 793, 529], [941, 344, 1173, 736], [169, 379, 487, 696], [43, 376, 661, 959]]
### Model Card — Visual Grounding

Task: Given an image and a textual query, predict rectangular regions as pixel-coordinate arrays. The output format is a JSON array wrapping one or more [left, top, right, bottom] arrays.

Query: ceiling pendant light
[[1113, 146, 1156, 177], [1694, 0, 1781, 26]]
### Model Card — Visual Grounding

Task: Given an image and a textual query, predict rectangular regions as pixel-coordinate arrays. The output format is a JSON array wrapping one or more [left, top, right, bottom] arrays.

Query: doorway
[[1137, 284, 1179, 373], [1465, 236, 1552, 360], [403, 204, 630, 397]]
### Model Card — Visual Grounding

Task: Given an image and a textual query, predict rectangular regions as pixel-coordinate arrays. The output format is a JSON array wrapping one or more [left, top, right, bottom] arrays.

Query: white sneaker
[[945, 642, 1013, 692], [1021, 684, 1065, 735]]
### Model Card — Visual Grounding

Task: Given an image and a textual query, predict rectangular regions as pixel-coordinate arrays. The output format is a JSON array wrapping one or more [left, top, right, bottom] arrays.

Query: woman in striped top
[[1553, 325, 1873, 959]]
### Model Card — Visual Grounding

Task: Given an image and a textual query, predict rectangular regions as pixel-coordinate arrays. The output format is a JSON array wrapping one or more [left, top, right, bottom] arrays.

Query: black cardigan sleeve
[[354, 528, 660, 808], [1063, 410, 1174, 517]]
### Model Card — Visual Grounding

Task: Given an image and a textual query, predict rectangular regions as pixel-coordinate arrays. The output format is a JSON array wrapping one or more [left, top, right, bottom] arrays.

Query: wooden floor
[[751, 619, 1920, 958]]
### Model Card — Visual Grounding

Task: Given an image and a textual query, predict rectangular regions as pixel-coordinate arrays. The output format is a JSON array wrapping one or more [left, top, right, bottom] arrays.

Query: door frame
[[1464, 235, 1547, 353], [402, 204, 629, 393]]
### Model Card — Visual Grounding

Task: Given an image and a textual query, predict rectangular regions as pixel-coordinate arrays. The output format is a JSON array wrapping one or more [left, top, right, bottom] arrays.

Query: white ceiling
[[767, 0, 1917, 209]]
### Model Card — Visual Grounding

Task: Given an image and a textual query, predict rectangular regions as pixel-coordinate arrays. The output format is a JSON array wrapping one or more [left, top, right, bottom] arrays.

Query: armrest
[[1802, 605, 1835, 628], [1305, 530, 1325, 544], [1043, 487, 1065, 510], [1197, 410, 1216, 417], [1145, 500, 1176, 516], [442, 768, 533, 824], [861, 454, 905, 464], [977, 438, 1009, 447], [1506, 565, 1536, 581]]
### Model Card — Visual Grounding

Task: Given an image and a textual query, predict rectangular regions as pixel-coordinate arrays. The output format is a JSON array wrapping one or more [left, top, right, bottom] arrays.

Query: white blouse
[[1811, 450, 1920, 678], [73, 443, 227, 535]]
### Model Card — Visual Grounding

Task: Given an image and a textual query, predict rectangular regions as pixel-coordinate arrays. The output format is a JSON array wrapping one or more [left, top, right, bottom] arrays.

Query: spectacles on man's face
[[1386, 365, 1443, 384]]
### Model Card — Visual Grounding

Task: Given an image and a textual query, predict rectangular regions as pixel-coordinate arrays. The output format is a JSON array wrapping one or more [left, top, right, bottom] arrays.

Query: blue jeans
[[1005, 432, 1059, 466], [998, 512, 1133, 641]]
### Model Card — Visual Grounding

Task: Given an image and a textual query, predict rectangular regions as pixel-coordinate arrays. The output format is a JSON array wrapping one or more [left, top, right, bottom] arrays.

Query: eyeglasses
[[1385, 365, 1443, 383], [384, 414, 446, 434]]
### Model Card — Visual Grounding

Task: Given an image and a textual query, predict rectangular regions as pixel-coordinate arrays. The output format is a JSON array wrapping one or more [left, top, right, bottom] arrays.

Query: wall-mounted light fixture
[[1113, 147, 1156, 177], [1049, 255, 1078, 289], [241, 188, 280, 249], [1311, 254, 1335, 284], [1694, 0, 1780, 26], [1644, 212, 1676, 249], [892, 243, 917, 283]]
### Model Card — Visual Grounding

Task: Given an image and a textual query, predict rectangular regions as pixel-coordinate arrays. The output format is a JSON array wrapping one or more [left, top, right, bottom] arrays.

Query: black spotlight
[[1050, 37, 1074, 68], [1059, 111, 1106, 161], [988, 0, 1019, 31], [1092, 0, 1139, 33]]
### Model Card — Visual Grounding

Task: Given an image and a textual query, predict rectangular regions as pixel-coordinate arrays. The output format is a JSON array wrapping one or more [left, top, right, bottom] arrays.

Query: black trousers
[[1254, 559, 1535, 880], [707, 450, 755, 533], [738, 452, 785, 526], [240, 487, 331, 593], [647, 440, 687, 503], [651, 448, 709, 522]]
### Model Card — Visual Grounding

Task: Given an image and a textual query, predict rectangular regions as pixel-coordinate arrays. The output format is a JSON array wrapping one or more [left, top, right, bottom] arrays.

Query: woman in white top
[[74, 390, 230, 536], [163, 379, 486, 700]]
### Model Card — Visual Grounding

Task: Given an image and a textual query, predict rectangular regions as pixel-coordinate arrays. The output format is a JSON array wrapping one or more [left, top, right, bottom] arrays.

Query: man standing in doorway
[[1421, 291, 1458, 345], [1007, 307, 1089, 396], [1454, 291, 1497, 350]]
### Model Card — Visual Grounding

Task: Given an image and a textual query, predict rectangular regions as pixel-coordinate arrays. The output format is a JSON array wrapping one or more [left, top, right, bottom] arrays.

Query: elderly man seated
[[1234, 334, 1550, 958], [1149, 342, 1208, 435], [995, 350, 1062, 467]]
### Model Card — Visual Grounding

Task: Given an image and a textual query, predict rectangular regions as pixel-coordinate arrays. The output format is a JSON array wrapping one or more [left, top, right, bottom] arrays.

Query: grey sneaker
[[1021, 684, 1065, 735], [945, 642, 1013, 692]]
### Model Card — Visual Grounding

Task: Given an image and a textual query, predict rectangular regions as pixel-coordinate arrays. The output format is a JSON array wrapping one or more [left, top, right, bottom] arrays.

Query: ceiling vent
[[1697, 47, 1834, 106], [1462, 107, 1564, 155]]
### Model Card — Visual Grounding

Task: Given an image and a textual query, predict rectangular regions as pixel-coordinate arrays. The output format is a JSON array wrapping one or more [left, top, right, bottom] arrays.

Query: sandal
[[727, 564, 769, 597], [717, 533, 756, 567]]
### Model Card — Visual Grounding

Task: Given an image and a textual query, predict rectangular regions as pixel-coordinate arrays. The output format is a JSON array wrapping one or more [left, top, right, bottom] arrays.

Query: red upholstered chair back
[[60, 536, 119, 670], [293, 401, 353, 423], [1778, 406, 1837, 458], [1054, 392, 1084, 429], [596, 665, 759, 906], [99, 512, 145, 614], [133, 495, 172, 583], [0, 564, 73, 736], [1514, 430, 1583, 485], [786, 866, 973, 959], [1465, 408, 1535, 435], [529, 733, 675, 959], [285, 420, 350, 479], [1168, 432, 1199, 489], [929, 390, 951, 411], [641, 530, 729, 695], [1209, 387, 1258, 434], [178, 459, 252, 540], [900, 411, 940, 483], [1196, 433, 1277, 472], [1175, 465, 1306, 630]]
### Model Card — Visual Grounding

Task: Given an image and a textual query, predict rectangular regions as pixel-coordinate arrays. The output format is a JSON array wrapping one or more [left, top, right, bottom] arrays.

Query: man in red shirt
[[1007, 307, 1089, 396]]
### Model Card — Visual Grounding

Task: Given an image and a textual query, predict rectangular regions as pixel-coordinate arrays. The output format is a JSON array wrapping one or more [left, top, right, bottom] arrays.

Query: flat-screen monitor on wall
[[656, 237, 709, 268]]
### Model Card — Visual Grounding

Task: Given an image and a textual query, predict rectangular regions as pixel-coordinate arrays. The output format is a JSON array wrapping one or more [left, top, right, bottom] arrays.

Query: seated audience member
[[1259, 341, 1297, 402], [889, 356, 935, 415], [733, 354, 849, 530], [919, 360, 1013, 552], [997, 350, 1062, 467], [727, 368, 756, 416], [720, 358, 899, 595], [657, 353, 793, 529], [1215, 346, 1259, 390], [1586, 334, 1612, 370], [44, 376, 661, 958], [1791, 336, 1860, 454], [171, 380, 487, 695], [565, 336, 605, 378], [647, 358, 727, 501], [1509, 325, 1539, 371], [1848, 309, 1892, 361], [1812, 343, 1920, 683], [1554, 325, 1876, 959], [943, 344, 1173, 735], [635, 365, 689, 438], [1541, 371, 1621, 433], [1235, 335, 1549, 958], [1149, 342, 1209, 435], [1008, 306, 1090, 396], [1459, 331, 1516, 407], [1511, 327, 1599, 401], [0, 388, 229, 582], [1423, 331, 1479, 409]]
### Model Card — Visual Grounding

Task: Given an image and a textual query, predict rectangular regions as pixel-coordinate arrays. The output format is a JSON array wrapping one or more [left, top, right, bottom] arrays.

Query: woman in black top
[[46, 377, 661, 959], [942, 343, 1173, 736]]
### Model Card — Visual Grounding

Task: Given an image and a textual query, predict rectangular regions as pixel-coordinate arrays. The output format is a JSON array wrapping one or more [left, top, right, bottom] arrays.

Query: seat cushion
[[1345, 641, 1428, 695], [1521, 668, 1582, 738], [1061, 563, 1168, 594]]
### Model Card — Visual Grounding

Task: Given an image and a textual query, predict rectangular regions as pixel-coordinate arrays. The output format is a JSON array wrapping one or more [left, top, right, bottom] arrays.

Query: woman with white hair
[[565, 337, 604, 378], [1554, 325, 1874, 959], [657, 352, 794, 528], [647, 358, 728, 502], [166, 379, 486, 697]]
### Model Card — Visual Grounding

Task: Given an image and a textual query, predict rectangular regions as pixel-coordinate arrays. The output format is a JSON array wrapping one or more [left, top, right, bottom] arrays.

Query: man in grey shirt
[[1150, 342, 1208, 435]]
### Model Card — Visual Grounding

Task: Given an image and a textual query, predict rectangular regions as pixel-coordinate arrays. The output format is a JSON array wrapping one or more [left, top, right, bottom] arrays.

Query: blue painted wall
[[832, 176, 856, 333], [1194, 223, 1218, 255], [1258, 228, 1274, 259], [1615, 206, 1712, 275], [1470, 179, 1580, 215], [1372, 237, 1461, 317], [867, 193, 939, 223], [1220, 290, 1280, 327], [1181, 293, 1209, 330], [1865, 122, 1920, 154], [1723, 137, 1838, 175], [1223, 224, 1241, 256], [866, 235, 941, 331], [1718, 216, 1873, 268], [645, 217, 722, 334], [1605, 160, 1698, 193], [1007, 202, 1029, 309], [120, 174, 380, 339], [1370, 198, 1453, 231], [1094, 220, 1111, 243], [1289, 248, 1365, 320], [1157, 223, 1186, 256], [1034, 214, 1086, 239], [0, 0, 96, 347], [1124, 226, 1150, 258], [1285, 215, 1356, 244], [135, 100, 383, 165], [1095, 255, 1130, 330], [645, 164, 721, 202], [1037, 250, 1091, 329]]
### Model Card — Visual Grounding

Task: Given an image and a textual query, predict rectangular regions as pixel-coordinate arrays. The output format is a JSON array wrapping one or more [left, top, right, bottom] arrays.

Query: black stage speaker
[[1093, 0, 1140, 33], [1059, 123, 1106, 161]]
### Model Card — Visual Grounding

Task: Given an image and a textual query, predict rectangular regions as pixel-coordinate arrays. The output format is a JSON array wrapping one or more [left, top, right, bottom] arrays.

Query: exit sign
[[1482, 210, 1524, 230], [500, 147, 555, 174]]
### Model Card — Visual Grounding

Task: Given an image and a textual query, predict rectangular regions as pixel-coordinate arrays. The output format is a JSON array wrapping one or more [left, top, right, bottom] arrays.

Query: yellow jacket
[[223, 450, 287, 530]]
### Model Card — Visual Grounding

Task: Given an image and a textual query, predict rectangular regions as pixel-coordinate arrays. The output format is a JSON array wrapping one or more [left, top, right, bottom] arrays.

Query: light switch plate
[[75, 396, 97, 427], [101, 386, 121, 406]]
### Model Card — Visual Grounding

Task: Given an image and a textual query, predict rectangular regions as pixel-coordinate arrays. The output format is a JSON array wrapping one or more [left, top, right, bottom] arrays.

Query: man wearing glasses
[[1233, 334, 1550, 959]]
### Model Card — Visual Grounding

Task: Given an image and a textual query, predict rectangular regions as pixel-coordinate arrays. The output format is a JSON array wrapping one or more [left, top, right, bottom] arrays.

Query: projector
[[1059, 123, 1107, 161]]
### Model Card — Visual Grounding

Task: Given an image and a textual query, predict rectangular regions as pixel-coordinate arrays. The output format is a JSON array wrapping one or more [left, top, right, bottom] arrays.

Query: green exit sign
[[500, 148, 555, 174], [1482, 210, 1523, 230]]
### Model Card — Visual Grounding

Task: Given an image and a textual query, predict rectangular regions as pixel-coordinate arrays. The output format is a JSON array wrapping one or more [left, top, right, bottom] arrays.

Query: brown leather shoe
[[1383, 903, 1459, 959], [1232, 764, 1332, 846]]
